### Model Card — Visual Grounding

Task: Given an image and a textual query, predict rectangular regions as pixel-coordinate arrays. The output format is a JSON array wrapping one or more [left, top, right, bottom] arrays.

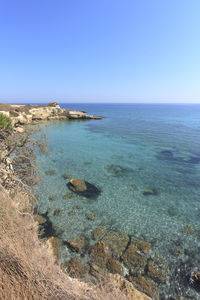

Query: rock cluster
[[62, 228, 168, 300]]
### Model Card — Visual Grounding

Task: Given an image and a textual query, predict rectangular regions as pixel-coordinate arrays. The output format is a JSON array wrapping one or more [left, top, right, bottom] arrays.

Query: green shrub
[[0, 113, 13, 131]]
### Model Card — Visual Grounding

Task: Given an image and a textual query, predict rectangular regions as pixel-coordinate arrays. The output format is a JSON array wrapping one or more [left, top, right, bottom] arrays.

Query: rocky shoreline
[[1, 104, 199, 300], [0, 105, 153, 300], [0, 102, 102, 132]]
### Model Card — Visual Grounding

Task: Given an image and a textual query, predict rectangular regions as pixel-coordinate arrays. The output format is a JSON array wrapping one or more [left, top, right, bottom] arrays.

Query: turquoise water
[[34, 104, 200, 299]]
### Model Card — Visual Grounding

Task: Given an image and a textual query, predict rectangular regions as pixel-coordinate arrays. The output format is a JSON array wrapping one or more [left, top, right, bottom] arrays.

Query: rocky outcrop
[[0, 102, 103, 127], [65, 236, 86, 252]]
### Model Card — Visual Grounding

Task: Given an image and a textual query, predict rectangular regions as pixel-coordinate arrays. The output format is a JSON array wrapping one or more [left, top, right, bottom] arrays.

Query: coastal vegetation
[[0, 113, 12, 131]]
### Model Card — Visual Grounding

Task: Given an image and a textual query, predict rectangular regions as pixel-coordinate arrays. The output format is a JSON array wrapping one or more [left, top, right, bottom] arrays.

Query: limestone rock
[[68, 179, 87, 192], [121, 244, 147, 275], [53, 208, 62, 216], [131, 236, 151, 254], [102, 231, 129, 258], [46, 237, 60, 262], [62, 173, 72, 179], [110, 274, 152, 300], [45, 169, 56, 176], [65, 236, 86, 252], [142, 189, 157, 196], [191, 271, 200, 286], [106, 258, 124, 276], [14, 126, 25, 133], [90, 242, 111, 267], [85, 212, 96, 221], [62, 193, 75, 199], [128, 275, 159, 300], [147, 260, 166, 283], [66, 257, 89, 278], [92, 226, 106, 240], [68, 178, 101, 199], [182, 224, 195, 236]]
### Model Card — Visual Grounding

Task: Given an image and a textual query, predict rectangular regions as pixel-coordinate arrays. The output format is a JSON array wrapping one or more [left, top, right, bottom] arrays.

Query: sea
[[34, 103, 200, 299]]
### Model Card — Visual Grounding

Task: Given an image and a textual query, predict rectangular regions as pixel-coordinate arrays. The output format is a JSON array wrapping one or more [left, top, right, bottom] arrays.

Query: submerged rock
[[66, 257, 89, 278], [49, 194, 57, 201], [62, 173, 72, 179], [45, 169, 56, 176], [191, 271, 200, 287], [85, 212, 96, 221], [68, 209, 76, 216], [90, 241, 111, 267], [102, 231, 129, 258], [122, 244, 147, 275], [182, 224, 195, 236], [62, 192, 75, 199], [142, 189, 157, 196], [72, 205, 83, 210], [53, 208, 62, 216], [84, 161, 91, 166], [67, 178, 101, 199], [106, 258, 124, 276], [127, 275, 159, 300], [131, 236, 151, 254], [147, 260, 166, 283], [105, 164, 132, 177], [65, 236, 86, 252], [92, 226, 106, 240]]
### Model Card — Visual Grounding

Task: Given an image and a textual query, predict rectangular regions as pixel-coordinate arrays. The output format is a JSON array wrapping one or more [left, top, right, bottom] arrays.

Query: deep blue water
[[34, 103, 200, 299]]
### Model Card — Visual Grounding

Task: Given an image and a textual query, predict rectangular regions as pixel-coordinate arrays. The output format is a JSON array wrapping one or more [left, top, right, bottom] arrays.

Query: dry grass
[[0, 186, 127, 300]]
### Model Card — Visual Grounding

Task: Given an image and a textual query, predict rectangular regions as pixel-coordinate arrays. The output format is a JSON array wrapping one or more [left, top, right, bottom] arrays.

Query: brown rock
[[85, 212, 96, 221], [66, 257, 89, 278], [92, 226, 106, 240], [53, 208, 62, 216], [46, 237, 60, 262], [191, 271, 200, 285], [122, 244, 147, 275], [62, 173, 72, 179], [147, 260, 166, 283], [62, 193, 75, 199], [102, 231, 129, 258], [182, 224, 195, 236], [128, 276, 159, 300], [65, 236, 86, 252], [131, 236, 151, 254], [69, 179, 87, 192], [106, 258, 124, 276], [90, 242, 111, 267], [110, 274, 152, 300], [45, 169, 56, 176], [89, 263, 107, 278], [68, 209, 76, 216]]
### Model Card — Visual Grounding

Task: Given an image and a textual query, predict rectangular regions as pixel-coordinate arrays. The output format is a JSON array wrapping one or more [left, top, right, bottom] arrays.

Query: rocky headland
[[0, 102, 102, 132]]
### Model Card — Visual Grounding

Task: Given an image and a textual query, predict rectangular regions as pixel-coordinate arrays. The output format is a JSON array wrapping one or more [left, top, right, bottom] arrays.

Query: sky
[[0, 0, 200, 103]]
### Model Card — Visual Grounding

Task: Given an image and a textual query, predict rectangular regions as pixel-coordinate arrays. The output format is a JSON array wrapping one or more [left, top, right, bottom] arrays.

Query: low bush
[[0, 113, 12, 131]]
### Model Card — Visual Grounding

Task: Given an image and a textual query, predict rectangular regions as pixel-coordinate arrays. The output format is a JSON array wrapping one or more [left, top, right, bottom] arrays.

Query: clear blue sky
[[0, 0, 200, 103]]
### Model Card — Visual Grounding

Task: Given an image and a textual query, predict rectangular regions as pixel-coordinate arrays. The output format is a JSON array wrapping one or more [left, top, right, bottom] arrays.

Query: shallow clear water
[[34, 103, 200, 299]]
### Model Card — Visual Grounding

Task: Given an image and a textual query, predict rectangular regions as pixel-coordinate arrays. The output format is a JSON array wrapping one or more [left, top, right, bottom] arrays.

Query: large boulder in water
[[67, 179, 101, 199]]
